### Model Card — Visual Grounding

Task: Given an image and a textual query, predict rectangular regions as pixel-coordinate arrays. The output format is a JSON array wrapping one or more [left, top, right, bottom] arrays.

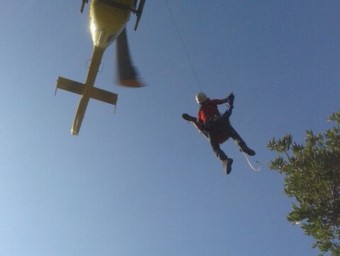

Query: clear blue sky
[[0, 1, 339, 255]]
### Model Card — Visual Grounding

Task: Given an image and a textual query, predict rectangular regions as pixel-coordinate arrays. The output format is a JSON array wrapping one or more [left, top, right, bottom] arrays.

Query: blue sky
[[0, 1, 339, 255]]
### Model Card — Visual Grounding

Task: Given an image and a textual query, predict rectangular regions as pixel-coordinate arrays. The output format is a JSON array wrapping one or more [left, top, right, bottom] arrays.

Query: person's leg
[[182, 113, 208, 137], [210, 137, 227, 161], [209, 135, 233, 174], [228, 126, 256, 156]]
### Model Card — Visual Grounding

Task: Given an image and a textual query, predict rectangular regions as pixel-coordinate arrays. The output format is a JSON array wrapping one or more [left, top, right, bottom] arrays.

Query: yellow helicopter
[[56, 0, 145, 135]]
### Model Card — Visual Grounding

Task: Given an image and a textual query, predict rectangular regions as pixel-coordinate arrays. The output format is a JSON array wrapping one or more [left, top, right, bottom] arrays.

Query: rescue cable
[[230, 129, 262, 172], [241, 150, 262, 172], [164, 0, 203, 91]]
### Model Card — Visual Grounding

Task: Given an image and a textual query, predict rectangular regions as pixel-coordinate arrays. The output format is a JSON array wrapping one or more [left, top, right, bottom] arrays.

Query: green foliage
[[268, 111, 340, 255]]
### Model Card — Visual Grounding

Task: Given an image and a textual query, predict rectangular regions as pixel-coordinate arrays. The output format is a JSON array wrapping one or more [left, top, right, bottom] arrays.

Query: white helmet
[[195, 92, 208, 104]]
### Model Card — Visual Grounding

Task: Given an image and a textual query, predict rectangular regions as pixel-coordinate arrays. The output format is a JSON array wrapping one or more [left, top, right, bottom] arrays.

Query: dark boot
[[223, 158, 233, 174], [238, 142, 256, 156], [182, 113, 195, 122]]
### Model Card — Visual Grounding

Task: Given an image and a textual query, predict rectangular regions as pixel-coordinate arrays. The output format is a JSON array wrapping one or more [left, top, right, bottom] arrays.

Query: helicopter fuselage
[[90, 0, 134, 48]]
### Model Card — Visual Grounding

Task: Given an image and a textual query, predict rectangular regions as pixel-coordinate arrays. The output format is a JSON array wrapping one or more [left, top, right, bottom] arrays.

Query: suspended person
[[182, 92, 255, 174]]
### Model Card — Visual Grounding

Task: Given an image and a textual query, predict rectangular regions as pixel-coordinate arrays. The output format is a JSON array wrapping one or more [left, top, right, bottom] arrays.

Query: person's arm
[[214, 92, 234, 106], [214, 98, 228, 105], [227, 92, 234, 109]]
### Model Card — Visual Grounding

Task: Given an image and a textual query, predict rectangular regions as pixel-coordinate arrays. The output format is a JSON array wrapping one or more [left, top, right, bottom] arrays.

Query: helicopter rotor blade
[[116, 28, 144, 88]]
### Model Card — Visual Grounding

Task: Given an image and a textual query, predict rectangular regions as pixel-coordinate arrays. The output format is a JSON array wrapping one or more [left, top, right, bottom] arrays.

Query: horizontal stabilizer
[[56, 76, 118, 105]]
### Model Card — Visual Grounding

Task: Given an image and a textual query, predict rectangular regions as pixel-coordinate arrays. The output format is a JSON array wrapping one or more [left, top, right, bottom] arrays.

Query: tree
[[268, 111, 340, 255]]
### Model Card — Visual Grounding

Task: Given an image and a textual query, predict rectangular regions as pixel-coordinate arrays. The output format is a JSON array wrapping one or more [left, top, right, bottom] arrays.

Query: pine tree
[[268, 111, 340, 255]]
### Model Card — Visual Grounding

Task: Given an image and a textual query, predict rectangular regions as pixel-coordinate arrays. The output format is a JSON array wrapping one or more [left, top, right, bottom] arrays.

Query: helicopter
[[55, 0, 145, 135]]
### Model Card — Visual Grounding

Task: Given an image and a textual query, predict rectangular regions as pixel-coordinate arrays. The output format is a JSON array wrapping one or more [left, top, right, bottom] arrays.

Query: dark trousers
[[206, 110, 245, 161]]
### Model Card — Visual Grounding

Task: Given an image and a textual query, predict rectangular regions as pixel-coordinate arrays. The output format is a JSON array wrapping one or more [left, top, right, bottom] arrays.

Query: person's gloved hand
[[227, 92, 234, 109]]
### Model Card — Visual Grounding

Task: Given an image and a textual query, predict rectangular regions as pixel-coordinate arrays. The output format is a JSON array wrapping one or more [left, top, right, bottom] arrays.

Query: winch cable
[[164, 0, 203, 91]]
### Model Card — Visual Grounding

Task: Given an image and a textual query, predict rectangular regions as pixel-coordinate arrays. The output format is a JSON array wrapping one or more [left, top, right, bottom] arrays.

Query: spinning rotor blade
[[116, 29, 144, 88]]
